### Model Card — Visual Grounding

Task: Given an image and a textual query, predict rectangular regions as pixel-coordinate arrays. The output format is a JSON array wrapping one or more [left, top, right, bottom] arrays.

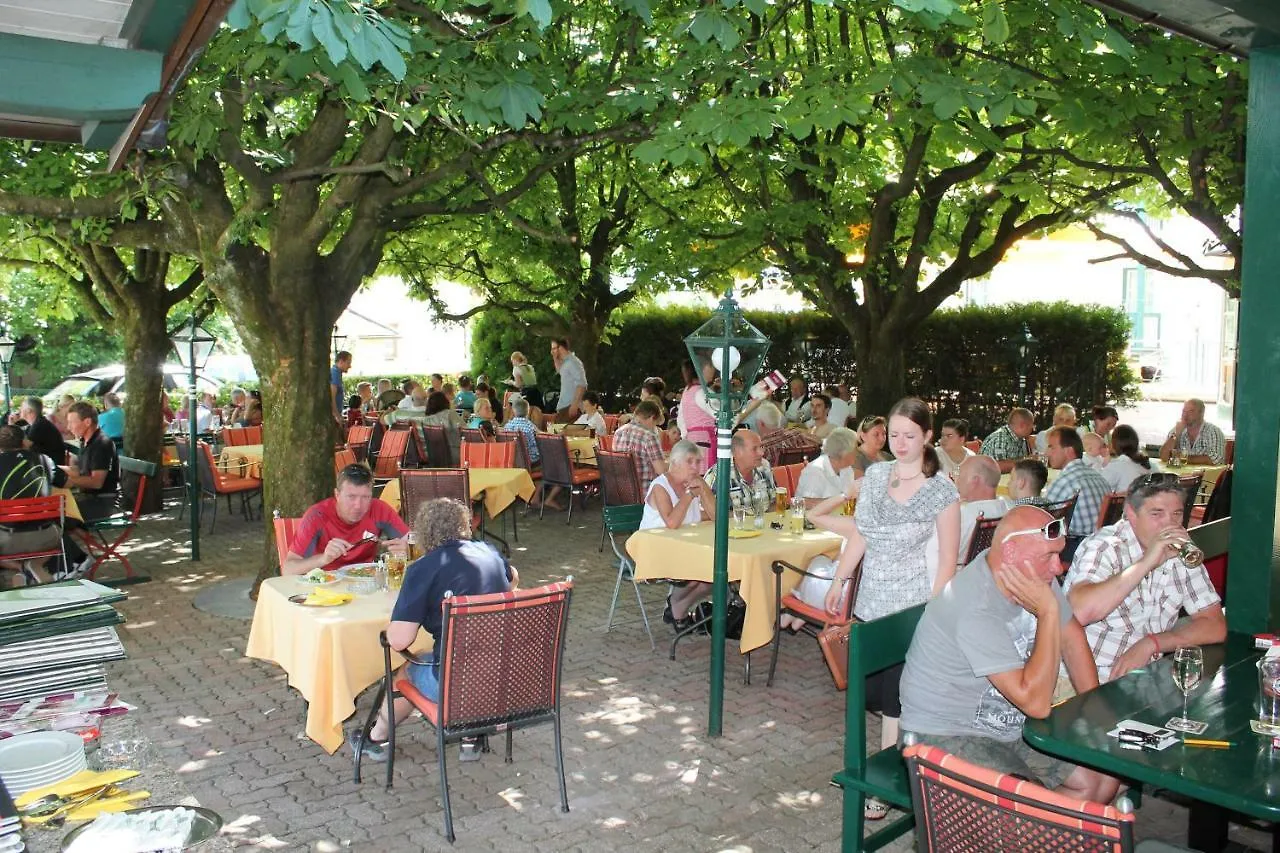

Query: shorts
[[0, 524, 61, 559], [866, 663, 904, 717], [903, 732, 1077, 790], [406, 661, 440, 703]]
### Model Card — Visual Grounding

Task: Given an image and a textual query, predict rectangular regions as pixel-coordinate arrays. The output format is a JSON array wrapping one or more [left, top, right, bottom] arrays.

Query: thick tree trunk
[[119, 311, 169, 512], [853, 327, 907, 421], [236, 267, 346, 592]]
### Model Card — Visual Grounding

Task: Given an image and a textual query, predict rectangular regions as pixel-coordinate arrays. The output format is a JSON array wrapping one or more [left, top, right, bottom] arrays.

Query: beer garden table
[[1023, 633, 1279, 851]]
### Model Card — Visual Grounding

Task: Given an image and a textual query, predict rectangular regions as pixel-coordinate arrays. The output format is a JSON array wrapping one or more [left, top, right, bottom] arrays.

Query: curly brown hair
[[413, 498, 472, 554]]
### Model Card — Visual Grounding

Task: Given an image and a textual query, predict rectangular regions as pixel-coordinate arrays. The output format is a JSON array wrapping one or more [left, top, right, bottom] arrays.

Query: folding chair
[[601, 504, 653, 650], [963, 514, 1002, 565], [596, 449, 643, 552], [355, 581, 575, 843], [1097, 491, 1127, 530], [0, 495, 66, 584], [81, 456, 156, 586], [765, 556, 858, 687], [902, 743, 1139, 852], [533, 434, 599, 523], [195, 441, 262, 532]]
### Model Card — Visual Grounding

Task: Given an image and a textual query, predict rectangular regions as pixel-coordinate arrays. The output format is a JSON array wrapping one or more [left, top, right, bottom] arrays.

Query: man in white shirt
[[1034, 403, 1077, 454], [783, 376, 810, 425], [551, 337, 588, 423], [795, 427, 859, 505], [824, 384, 852, 428], [954, 455, 1012, 560]]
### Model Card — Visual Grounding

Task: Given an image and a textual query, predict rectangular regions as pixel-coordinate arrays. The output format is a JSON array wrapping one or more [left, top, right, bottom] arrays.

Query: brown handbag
[[818, 623, 851, 690], [815, 563, 862, 690]]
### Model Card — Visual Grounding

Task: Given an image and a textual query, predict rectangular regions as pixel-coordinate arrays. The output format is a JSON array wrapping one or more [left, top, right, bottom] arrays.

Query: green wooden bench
[[831, 602, 926, 852]]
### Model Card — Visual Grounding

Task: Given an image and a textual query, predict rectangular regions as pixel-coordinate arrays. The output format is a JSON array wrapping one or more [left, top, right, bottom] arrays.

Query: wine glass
[[1167, 645, 1205, 733], [732, 504, 746, 530]]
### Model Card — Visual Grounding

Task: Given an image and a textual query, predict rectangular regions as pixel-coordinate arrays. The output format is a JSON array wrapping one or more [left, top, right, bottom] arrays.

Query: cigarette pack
[[1255, 633, 1279, 649]]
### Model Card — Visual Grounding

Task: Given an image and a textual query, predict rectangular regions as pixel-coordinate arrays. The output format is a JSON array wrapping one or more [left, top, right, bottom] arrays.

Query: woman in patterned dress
[[816, 397, 960, 820]]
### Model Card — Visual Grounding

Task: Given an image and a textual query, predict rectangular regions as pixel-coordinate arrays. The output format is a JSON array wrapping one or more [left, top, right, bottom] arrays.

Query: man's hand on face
[[322, 538, 353, 565], [995, 559, 1057, 618]]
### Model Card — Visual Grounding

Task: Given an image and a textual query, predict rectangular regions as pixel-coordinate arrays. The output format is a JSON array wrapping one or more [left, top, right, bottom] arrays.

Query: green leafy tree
[[636, 0, 1159, 415], [0, 270, 121, 390]]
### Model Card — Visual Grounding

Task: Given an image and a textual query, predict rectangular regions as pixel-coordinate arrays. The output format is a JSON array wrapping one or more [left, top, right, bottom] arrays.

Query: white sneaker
[[70, 555, 95, 578]]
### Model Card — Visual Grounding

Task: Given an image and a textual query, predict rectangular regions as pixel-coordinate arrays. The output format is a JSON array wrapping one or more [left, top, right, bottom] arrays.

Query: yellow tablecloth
[[380, 467, 536, 519], [218, 443, 264, 479], [566, 436, 597, 466], [626, 515, 843, 654], [245, 575, 432, 753], [52, 487, 82, 523]]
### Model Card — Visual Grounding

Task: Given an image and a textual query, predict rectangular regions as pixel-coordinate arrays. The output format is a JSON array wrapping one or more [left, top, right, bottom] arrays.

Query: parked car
[[42, 364, 223, 409]]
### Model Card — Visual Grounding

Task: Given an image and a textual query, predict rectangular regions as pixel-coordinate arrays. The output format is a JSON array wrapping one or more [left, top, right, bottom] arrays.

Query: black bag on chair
[[689, 600, 746, 640]]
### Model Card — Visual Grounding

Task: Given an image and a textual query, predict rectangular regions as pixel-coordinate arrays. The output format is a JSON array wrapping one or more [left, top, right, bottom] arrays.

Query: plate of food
[[300, 568, 341, 585], [338, 563, 378, 580], [288, 590, 353, 607]]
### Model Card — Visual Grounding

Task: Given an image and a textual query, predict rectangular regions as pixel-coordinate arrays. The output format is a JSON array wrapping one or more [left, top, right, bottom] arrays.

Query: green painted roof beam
[[81, 120, 132, 150], [0, 32, 161, 122]]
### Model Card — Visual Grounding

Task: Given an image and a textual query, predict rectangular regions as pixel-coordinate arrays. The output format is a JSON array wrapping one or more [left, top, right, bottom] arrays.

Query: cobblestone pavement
[[100, 499, 1270, 852]]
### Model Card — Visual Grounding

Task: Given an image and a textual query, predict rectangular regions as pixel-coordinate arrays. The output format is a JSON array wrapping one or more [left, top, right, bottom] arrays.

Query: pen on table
[[1182, 739, 1233, 748]]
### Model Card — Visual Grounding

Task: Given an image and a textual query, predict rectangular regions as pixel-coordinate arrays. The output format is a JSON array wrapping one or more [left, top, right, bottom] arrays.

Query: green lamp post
[[170, 317, 217, 561], [684, 293, 770, 736]]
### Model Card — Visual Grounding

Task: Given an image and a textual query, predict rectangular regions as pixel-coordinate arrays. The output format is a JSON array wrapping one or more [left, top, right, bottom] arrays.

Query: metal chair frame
[[601, 504, 653, 650]]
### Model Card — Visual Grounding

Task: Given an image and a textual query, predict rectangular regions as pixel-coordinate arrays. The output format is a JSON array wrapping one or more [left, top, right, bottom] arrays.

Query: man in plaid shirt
[[611, 400, 667, 492], [753, 401, 820, 466], [980, 408, 1035, 473], [1043, 427, 1110, 540], [1063, 473, 1225, 682], [1158, 398, 1227, 465], [705, 429, 776, 515]]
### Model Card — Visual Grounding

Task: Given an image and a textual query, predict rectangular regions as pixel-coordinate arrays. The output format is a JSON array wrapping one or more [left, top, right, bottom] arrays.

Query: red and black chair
[[81, 456, 156, 586], [0, 495, 66, 582], [533, 434, 599, 523], [355, 581, 575, 844]]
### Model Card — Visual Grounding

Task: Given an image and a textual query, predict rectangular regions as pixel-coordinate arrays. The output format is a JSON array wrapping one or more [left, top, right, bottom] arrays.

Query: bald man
[[926, 454, 1011, 578], [981, 408, 1035, 473], [900, 506, 1117, 804], [1159, 398, 1227, 465]]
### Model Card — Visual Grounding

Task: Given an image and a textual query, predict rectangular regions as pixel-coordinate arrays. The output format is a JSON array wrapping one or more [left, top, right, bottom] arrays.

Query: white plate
[[336, 562, 379, 580], [0, 731, 84, 775], [1, 753, 83, 776], [2, 757, 86, 783], [299, 572, 342, 586], [2, 764, 84, 794]]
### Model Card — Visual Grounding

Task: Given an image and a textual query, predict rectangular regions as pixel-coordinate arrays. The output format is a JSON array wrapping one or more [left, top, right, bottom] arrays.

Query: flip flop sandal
[[864, 798, 889, 821]]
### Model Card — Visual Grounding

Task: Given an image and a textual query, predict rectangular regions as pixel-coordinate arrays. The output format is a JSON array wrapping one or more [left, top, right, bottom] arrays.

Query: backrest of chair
[[902, 744, 1134, 853], [502, 430, 535, 472], [603, 414, 619, 434], [347, 425, 373, 460], [334, 446, 357, 475], [597, 434, 614, 452], [194, 441, 221, 492], [494, 430, 517, 445], [845, 603, 926, 775], [272, 514, 302, 567], [963, 515, 1001, 565], [117, 455, 156, 519], [399, 468, 470, 524], [596, 449, 643, 507], [777, 448, 818, 467], [461, 428, 487, 445], [485, 441, 516, 469], [460, 442, 487, 469], [1200, 468, 1232, 524], [1177, 473, 1203, 528], [423, 425, 454, 468], [1043, 494, 1077, 529], [535, 434, 573, 484], [603, 503, 644, 535], [438, 581, 574, 733], [1224, 438, 1235, 465], [964, 439, 982, 453], [1097, 492, 1126, 530], [244, 425, 263, 444], [374, 429, 411, 478], [222, 427, 250, 446], [774, 462, 806, 495], [0, 495, 64, 526]]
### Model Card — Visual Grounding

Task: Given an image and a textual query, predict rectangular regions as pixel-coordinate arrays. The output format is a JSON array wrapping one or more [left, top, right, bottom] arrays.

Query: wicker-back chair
[[461, 441, 516, 469], [777, 447, 819, 467], [534, 434, 600, 523], [460, 428, 487, 445], [963, 514, 1002, 565], [1042, 494, 1078, 530], [346, 425, 374, 462], [194, 440, 261, 531], [398, 468, 471, 525], [356, 581, 575, 843], [371, 428, 412, 483], [902, 743, 1137, 852], [1097, 491, 1127, 530], [595, 448, 643, 551], [423, 424, 454, 467]]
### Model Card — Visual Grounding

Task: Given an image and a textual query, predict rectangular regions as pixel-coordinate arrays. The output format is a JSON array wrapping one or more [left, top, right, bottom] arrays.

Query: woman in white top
[[1101, 424, 1159, 493], [640, 440, 716, 628], [932, 417, 974, 480], [573, 391, 609, 435]]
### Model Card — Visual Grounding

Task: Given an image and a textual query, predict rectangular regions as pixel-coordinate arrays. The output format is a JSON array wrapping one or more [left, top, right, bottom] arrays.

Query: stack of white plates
[[0, 731, 86, 795]]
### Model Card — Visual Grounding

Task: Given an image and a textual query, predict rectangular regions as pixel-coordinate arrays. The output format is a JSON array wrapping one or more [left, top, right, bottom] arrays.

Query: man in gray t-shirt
[[899, 506, 1118, 803], [550, 337, 587, 423]]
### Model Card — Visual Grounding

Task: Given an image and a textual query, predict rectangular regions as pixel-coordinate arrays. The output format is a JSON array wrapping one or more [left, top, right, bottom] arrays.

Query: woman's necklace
[[890, 463, 924, 489]]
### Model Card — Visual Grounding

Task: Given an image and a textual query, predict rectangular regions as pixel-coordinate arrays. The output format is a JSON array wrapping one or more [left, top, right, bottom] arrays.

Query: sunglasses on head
[[1004, 516, 1066, 542], [1136, 472, 1180, 487]]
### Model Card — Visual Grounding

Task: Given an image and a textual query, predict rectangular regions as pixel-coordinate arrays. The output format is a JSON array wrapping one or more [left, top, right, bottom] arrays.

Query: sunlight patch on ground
[[124, 620, 157, 630], [598, 816, 628, 829], [178, 759, 207, 772], [676, 759, 700, 784], [498, 787, 525, 811], [175, 715, 212, 728], [222, 814, 262, 834], [775, 789, 824, 810]]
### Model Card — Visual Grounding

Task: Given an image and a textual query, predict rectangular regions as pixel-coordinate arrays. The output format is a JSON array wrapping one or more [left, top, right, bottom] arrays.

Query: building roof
[[0, 0, 232, 168]]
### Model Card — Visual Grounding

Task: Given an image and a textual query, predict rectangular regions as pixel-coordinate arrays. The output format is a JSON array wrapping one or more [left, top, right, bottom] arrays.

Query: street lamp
[[332, 325, 347, 363], [170, 318, 216, 561], [1017, 323, 1038, 409], [0, 329, 15, 421], [684, 293, 770, 737]]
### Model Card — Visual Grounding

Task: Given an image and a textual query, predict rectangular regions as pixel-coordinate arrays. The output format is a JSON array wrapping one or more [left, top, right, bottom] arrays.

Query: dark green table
[[1024, 632, 1280, 851]]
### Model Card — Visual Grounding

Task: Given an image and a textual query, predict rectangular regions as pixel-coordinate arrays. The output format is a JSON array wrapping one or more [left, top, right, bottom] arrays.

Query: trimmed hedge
[[470, 301, 1138, 436]]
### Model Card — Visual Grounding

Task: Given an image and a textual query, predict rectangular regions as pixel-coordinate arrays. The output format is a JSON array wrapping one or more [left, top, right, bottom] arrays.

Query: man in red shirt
[[282, 465, 409, 574]]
